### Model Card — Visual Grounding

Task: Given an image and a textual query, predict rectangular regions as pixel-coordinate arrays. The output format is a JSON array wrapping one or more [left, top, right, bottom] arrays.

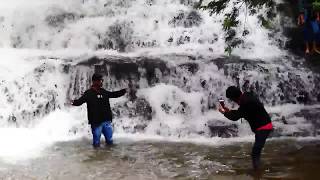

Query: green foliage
[[223, 16, 239, 31], [223, 18, 234, 30], [202, 0, 231, 15], [313, 1, 320, 11], [258, 15, 272, 29], [200, 0, 275, 56]]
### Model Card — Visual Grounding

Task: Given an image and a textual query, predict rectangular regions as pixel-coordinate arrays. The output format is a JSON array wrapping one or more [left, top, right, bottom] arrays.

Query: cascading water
[[0, 0, 319, 167]]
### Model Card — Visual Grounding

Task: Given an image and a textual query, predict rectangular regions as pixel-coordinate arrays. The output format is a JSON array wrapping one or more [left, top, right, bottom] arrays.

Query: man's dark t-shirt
[[223, 92, 271, 133], [73, 88, 126, 126]]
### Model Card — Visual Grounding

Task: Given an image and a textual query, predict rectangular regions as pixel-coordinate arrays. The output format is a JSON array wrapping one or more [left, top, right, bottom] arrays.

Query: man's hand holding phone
[[218, 99, 229, 114]]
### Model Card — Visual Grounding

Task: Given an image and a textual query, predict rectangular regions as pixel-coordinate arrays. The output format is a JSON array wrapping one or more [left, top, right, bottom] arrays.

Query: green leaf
[[201, 0, 275, 56]]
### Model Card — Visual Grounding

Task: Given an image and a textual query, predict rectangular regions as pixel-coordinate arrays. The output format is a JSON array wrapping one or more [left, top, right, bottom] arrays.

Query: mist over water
[[0, 0, 319, 165]]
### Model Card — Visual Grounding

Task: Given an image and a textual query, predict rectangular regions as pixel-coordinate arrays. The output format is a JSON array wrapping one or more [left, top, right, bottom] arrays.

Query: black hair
[[226, 86, 242, 102], [92, 73, 103, 81]]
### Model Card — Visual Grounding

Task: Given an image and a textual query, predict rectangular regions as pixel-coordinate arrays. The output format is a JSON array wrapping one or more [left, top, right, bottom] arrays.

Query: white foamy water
[[0, 0, 285, 60], [0, 110, 85, 163]]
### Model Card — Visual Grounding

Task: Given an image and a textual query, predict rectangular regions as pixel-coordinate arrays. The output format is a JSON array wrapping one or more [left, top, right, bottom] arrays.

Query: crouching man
[[219, 86, 273, 170]]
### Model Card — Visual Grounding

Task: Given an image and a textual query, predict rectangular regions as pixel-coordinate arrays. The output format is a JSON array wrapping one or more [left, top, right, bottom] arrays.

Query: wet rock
[[46, 12, 78, 28], [281, 116, 288, 124], [178, 63, 199, 74], [98, 21, 134, 52], [296, 91, 310, 104], [176, 101, 189, 114], [62, 64, 70, 74], [64, 54, 320, 138], [294, 108, 320, 136], [77, 55, 172, 86], [201, 80, 206, 88], [134, 124, 147, 132], [135, 98, 152, 120], [138, 58, 170, 85], [169, 10, 202, 28], [8, 115, 17, 123], [207, 120, 238, 138], [161, 104, 171, 114]]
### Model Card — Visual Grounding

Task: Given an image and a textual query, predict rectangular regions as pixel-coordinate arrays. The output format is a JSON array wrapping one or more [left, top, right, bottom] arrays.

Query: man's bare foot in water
[[311, 42, 320, 54], [305, 43, 310, 54], [305, 48, 310, 54]]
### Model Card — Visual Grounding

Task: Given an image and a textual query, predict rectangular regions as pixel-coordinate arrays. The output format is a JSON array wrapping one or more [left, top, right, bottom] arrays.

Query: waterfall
[[0, 0, 283, 58]]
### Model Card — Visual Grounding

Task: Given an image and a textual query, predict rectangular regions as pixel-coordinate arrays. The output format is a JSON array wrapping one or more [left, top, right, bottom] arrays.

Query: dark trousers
[[251, 130, 272, 170]]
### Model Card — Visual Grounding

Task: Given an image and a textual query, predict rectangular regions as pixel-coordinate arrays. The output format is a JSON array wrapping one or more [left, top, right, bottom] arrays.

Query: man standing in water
[[71, 73, 126, 148], [218, 86, 273, 171]]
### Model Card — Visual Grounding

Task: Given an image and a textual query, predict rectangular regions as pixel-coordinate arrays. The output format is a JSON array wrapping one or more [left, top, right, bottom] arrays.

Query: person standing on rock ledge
[[218, 86, 273, 171], [71, 73, 127, 148], [298, 0, 320, 54]]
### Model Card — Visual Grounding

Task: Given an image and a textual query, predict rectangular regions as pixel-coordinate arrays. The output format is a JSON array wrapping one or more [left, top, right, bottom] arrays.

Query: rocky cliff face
[[3, 53, 318, 138]]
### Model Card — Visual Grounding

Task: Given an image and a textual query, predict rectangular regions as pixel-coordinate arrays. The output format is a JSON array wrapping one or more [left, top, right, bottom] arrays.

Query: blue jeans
[[91, 121, 113, 147]]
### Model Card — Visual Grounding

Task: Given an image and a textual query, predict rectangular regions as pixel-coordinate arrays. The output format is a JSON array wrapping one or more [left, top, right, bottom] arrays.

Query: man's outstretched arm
[[106, 89, 126, 98], [72, 92, 88, 106]]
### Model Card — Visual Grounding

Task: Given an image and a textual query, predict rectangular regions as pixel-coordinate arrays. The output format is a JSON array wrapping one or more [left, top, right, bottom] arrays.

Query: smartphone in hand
[[219, 98, 225, 108]]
